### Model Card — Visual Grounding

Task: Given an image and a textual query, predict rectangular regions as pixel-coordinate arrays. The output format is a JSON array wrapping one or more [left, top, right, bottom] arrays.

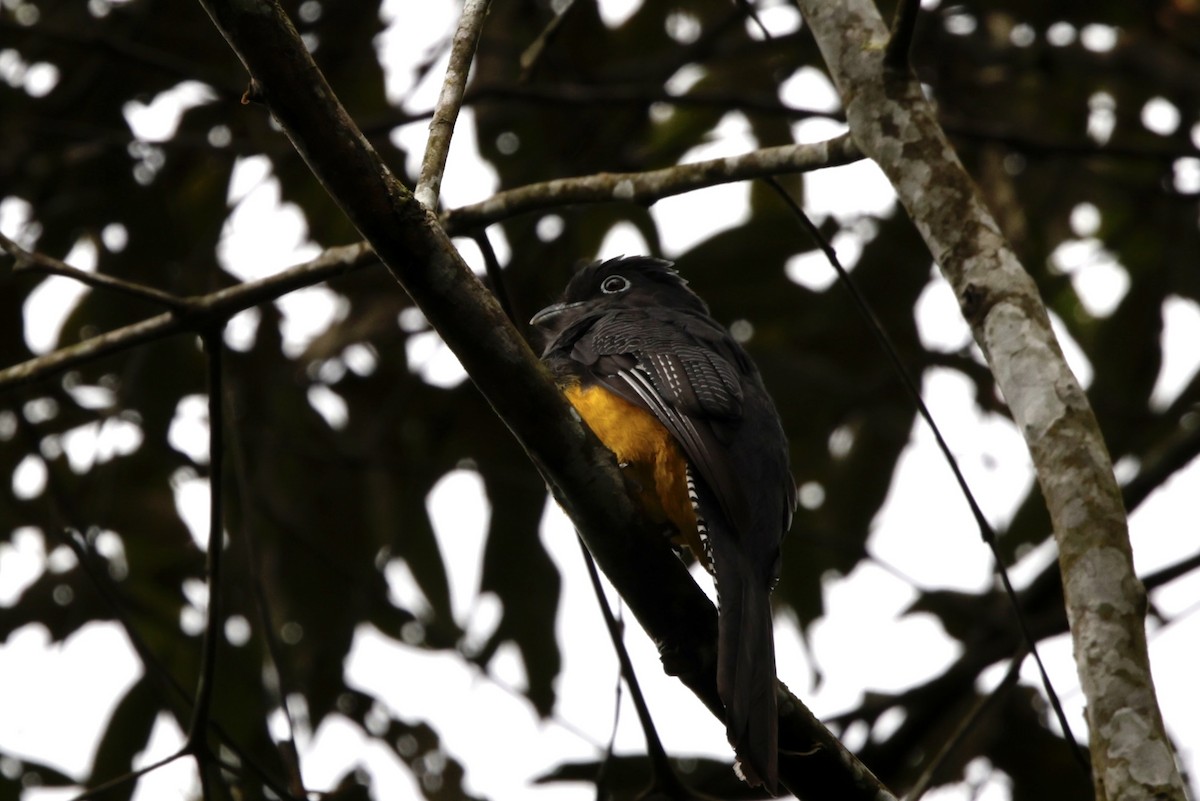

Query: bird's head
[[529, 256, 708, 335]]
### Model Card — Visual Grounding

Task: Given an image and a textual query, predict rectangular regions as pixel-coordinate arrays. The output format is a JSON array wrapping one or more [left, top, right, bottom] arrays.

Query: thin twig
[[70, 750, 191, 801], [442, 134, 860, 233], [1144, 549, 1200, 592], [577, 536, 692, 798], [735, 0, 773, 40], [0, 242, 378, 391], [519, 0, 576, 82], [1122, 413, 1200, 512], [1, 231, 189, 311], [185, 329, 226, 801], [415, 0, 491, 209], [472, 230, 518, 325], [884, 0, 922, 70], [596, 639, 622, 800], [906, 652, 1025, 801], [764, 177, 1091, 775], [225, 408, 307, 796]]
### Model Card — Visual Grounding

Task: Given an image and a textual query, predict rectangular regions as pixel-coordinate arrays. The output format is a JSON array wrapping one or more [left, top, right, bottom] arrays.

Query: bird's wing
[[573, 310, 753, 533]]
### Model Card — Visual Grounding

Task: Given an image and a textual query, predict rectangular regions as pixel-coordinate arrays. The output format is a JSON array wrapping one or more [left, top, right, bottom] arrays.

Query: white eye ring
[[600, 275, 631, 294]]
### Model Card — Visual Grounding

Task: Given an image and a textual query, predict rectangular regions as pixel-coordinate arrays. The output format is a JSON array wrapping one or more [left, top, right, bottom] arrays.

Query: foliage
[[1, 0, 1198, 799]]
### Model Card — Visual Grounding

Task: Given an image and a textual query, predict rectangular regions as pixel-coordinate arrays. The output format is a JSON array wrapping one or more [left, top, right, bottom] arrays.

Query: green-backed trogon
[[531, 256, 796, 792]]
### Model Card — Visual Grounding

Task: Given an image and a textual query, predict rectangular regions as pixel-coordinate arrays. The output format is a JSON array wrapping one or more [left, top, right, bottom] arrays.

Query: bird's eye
[[600, 275, 631, 294]]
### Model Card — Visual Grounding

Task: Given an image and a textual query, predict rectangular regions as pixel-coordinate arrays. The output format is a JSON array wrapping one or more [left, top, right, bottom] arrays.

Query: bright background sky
[[2, 1, 1199, 799]]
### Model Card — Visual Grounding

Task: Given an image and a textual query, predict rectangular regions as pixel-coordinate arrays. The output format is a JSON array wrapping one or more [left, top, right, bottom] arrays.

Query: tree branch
[[1, 232, 189, 311], [0, 136, 858, 390], [0, 242, 377, 391], [518, 0, 577, 82], [884, 0, 921, 70], [414, 0, 490, 209], [441, 135, 861, 234], [194, 2, 892, 798], [794, 2, 1186, 799], [185, 330, 226, 800], [906, 653, 1024, 801]]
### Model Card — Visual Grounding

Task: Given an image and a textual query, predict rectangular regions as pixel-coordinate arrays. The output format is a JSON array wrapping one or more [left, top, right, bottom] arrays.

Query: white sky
[[2, 2, 1199, 800]]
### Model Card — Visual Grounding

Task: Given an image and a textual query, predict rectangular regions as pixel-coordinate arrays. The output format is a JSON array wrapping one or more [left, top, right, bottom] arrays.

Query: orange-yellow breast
[[564, 383, 707, 567]]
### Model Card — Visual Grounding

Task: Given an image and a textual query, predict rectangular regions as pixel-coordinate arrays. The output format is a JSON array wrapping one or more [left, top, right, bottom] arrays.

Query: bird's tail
[[711, 529, 779, 794]]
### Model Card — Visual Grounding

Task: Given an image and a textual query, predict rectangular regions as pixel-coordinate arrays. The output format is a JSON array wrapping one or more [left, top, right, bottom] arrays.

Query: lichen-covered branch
[[414, 0, 490, 209], [442, 134, 860, 233], [794, 2, 1185, 799]]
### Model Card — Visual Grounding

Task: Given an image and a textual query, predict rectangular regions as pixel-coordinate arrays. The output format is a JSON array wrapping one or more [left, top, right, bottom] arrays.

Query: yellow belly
[[564, 383, 707, 567]]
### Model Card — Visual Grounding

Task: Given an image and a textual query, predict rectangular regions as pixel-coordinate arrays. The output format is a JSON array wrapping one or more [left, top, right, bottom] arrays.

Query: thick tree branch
[[415, 0, 490, 209], [794, 2, 1186, 799], [442, 135, 861, 234], [195, 2, 892, 798]]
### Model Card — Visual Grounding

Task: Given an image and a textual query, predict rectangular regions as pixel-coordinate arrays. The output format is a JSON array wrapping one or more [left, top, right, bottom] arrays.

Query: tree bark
[[793, 2, 1186, 799]]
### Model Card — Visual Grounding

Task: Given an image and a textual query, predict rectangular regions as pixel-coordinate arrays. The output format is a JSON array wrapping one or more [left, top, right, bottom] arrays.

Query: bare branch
[[884, 0, 922, 70], [1, 231, 188, 311], [578, 537, 688, 797], [185, 331, 226, 796], [442, 135, 861, 233], [69, 750, 190, 801], [907, 653, 1024, 801], [735, 0, 773, 41], [795, 2, 1186, 798], [518, 0, 577, 82], [415, 0, 491, 209], [0, 242, 377, 391]]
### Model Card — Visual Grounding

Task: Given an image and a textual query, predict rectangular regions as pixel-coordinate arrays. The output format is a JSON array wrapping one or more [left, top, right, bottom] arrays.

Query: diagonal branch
[[1, 231, 189, 311], [518, 0, 577, 82], [0, 242, 377, 391], [415, 0, 491, 209], [794, 2, 1186, 799], [905, 652, 1024, 801], [194, 2, 892, 798], [441, 135, 860, 234]]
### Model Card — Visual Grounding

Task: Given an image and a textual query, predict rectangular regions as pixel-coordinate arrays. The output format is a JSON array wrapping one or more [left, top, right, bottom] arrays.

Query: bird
[[530, 255, 796, 792]]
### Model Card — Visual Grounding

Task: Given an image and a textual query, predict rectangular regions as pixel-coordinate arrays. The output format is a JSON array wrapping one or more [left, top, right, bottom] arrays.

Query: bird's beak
[[529, 300, 586, 327]]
